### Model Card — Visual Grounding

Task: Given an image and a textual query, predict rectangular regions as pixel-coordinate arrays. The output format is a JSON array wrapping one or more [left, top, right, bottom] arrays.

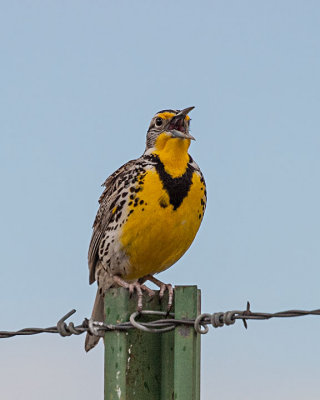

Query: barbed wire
[[1, 302, 320, 339]]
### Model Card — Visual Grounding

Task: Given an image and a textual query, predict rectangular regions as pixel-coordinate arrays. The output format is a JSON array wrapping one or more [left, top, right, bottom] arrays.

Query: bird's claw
[[144, 275, 174, 312], [158, 283, 174, 312], [113, 276, 155, 311]]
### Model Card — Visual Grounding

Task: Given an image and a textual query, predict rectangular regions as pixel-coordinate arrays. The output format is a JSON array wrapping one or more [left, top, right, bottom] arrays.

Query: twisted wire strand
[[1, 303, 320, 339]]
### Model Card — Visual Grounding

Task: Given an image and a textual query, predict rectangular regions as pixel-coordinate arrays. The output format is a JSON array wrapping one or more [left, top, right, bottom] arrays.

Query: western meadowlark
[[85, 107, 206, 351]]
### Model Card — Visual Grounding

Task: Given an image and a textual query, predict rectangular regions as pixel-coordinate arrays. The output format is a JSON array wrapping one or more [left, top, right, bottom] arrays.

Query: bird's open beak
[[169, 106, 195, 140], [177, 106, 195, 117]]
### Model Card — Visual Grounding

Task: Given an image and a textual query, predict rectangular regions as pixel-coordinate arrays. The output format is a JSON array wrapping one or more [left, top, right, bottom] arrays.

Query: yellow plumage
[[120, 168, 205, 280]]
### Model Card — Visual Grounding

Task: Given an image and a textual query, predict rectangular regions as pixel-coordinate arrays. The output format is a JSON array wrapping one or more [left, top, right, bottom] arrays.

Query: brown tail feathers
[[85, 289, 104, 352]]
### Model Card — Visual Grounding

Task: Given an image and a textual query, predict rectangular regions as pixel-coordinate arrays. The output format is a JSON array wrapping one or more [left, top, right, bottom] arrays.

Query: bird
[[85, 106, 206, 351]]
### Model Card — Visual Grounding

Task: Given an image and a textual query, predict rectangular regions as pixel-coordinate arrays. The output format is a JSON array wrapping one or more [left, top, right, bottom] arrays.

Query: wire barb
[[1, 303, 320, 339]]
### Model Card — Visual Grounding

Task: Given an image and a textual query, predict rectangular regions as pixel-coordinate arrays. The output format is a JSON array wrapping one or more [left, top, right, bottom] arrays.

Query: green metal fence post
[[104, 288, 162, 399], [174, 286, 201, 400], [160, 290, 174, 400], [104, 288, 130, 399], [104, 286, 201, 400]]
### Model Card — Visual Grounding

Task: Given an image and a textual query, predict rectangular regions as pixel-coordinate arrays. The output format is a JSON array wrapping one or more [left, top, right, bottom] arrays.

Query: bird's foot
[[144, 275, 174, 312], [113, 275, 155, 311]]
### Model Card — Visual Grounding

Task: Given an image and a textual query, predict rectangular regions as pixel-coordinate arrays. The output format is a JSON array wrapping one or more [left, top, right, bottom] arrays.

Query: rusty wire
[[1, 303, 320, 339]]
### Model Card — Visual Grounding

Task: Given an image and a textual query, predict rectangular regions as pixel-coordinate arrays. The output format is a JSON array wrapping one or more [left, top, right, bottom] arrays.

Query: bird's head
[[145, 106, 195, 153]]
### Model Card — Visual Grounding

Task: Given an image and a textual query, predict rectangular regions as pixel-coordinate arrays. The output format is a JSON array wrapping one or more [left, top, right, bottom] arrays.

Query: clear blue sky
[[1, 1, 320, 399]]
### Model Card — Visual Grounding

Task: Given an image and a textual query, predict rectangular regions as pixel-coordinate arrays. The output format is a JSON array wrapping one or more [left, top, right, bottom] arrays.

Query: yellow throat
[[152, 132, 191, 178]]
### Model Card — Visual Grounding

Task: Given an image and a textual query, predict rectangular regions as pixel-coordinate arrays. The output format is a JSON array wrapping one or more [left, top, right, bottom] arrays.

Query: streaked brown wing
[[88, 159, 137, 284]]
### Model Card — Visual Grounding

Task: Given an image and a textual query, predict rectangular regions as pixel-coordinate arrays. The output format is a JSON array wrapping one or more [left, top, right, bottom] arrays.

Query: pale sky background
[[1, 1, 320, 399]]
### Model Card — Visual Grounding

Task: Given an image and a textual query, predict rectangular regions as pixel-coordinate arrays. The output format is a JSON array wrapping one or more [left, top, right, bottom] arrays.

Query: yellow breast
[[119, 168, 206, 280]]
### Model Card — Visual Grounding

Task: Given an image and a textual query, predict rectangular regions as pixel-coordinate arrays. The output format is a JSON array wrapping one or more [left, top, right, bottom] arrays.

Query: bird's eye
[[155, 117, 163, 127]]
